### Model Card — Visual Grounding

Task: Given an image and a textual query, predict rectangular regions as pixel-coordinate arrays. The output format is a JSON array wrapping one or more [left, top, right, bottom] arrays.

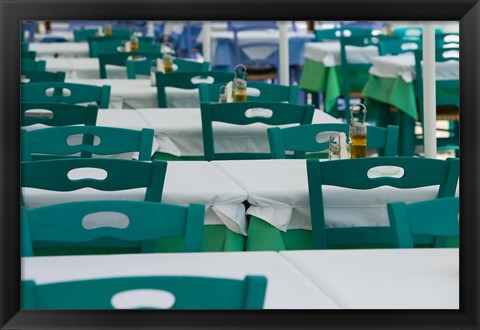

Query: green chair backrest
[[199, 82, 299, 104], [435, 33, 459, 48], [156, 71, 235, 108], [306, 156, 459, 249], [387, 197, 459, 248], [98, 51, 163, 79], [21, 82, 111, 108], [21, 42, 30, 52], [21, 158, 167, 203], [21, 126, 154, 161], [268, 123, 399, 159], [22, 275, 267, 309], [339, 36, 382, 122], [22, 50, 37, 60], [21, 102, 98, 127], [378, 38, 421, 56], [21, 59, 46, 71], [314, 27, 375, 42], [21, 200, 205, 256], [200, 100, 315, 160], [73, 29, 98, 42], [127, 58, 210, 79], [88, 36, 156, 57], [21, 70, 66, 83]]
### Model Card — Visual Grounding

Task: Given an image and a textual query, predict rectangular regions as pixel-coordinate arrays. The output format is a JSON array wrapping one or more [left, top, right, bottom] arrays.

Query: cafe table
[[22, 160, 249, 252], [46, 58, 127, 79], [21, 251, 340, 309], [279, 248, 459, 309], [136, 108, 340, 159], [29, 42, 90, 58], [211, 159, 458, 251], [66, 78, 199, 109], [299, 41, 379, 113], [362, 52, 459, 155]]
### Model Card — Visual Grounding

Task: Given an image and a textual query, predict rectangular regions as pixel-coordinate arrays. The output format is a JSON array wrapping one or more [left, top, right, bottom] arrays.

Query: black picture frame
[[1, 0, 479, 329]]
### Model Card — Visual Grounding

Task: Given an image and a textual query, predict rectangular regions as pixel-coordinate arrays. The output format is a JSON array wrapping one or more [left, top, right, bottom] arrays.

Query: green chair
[[378, 38, 421, 56], [21, 59, 46, 71], [414, 47, 460, 155], [21, 200, 205, 256], [268, 123, 399, 158], [199, 82, 299, 104], [435, 33, 459, 48], [98, 51, 162, 79], [314, 27, 375, 42], [21, 102, 98, 127], [21, 82, 111, 108], [88, 36, 156, 57], [127, 58, 210, 79], [339, 36, 382, 122], [73, 29, 98, 42], [21, 70, 66, 83], [200, 101, 315, 160], [387, 197, 459, 248], [306, 156, 459, 249], [22, 275, 267, 309], [21, 50, 37, 60], [156, 71, 235, 108], [21, 126, 155, 161], [391, 26, 423, 40]]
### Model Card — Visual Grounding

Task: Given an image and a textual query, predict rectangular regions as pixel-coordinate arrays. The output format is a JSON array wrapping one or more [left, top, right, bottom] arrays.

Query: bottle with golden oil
[[232, 64, 247, 102], [130, 35, 139, 52], [104, 23, 112, 36], [349, 103, 368, 159], [163, 53, 174, 73]]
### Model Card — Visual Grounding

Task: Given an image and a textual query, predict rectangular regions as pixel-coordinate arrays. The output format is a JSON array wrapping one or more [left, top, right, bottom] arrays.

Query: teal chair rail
[[21, 126, 154, 161], [21, 70, 66, 83], [378, 39, 421, 56], [21, 82, 111, 109], [314, 27, 376, 42], [387, 197, 459, 248], [200, 100, 315, 160], [21, 200, 205, 256], [21, 158, 167, 203], [199, 82, 299, 104], [21, 59, 46, 71], [268, 123, 399, 158], [98, 51, 163, 79], [156, 71, 235, 108], [306, 156, 459, 249], [73, 29, 98, 42], [22, 275, 267, 309], [21, 102, 99, 127], [127, 58, 210, 79]]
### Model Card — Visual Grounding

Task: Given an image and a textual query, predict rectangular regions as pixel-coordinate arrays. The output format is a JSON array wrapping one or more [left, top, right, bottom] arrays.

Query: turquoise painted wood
[[306, 157, 459, 249], [21, 59, 46, 71], [387, 197, 459, 248], [21, 126, 154, 161], [201, 101, 315, 160], [414, 47, 460, 154], [199, 82, 299, 104], [268, 123, 399, 158], [378, 39, 421, 56], [88, 36, 156, 57], [127, 58, 210, 79], [21, 70, 66, 83], [21, 82, 111, 109], [155, 71, 235, 108], [73, 29, 98, 42], [98, 51, 162, 79], [22, 275, 267, 309], [21, 200, 205, 256], [21, 102, 98, 127], [339, 36, 383, 122], [22, 51, 37, 59], [21, 158, 167, 202], [314, 27, 375, 42]]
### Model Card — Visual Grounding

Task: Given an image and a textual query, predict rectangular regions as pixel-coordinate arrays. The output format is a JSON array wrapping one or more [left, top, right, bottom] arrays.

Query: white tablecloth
[[368, 52, 460, 83], [66, 79, 199, 109], [29, 42, 89, 58], [22, 161, 249, 235], [46, 58, 127, 79], [137, 108, 340, 157], [280, 248, 459, 309], [212, 159, 452, 231], [304, 41, 379, 67], [21, 251, 339, 309]]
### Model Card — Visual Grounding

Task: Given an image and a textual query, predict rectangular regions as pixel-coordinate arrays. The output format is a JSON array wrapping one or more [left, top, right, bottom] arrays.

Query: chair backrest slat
[[21, 102, 99, 127]]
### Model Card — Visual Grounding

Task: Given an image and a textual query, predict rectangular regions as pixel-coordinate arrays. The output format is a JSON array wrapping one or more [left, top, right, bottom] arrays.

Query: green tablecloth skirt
[[33, 225, 245, 256], [246, 216, 459, 251]]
